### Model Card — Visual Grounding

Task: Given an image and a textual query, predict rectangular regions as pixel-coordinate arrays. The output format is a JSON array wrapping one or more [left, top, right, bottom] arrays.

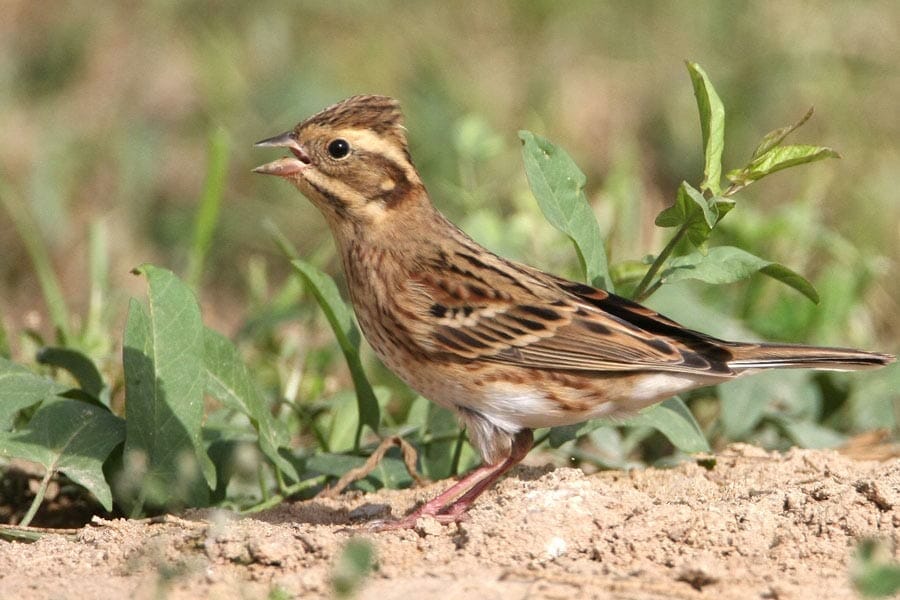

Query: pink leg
[[438, 429, 533, 519], [373, 429, 533, 530]]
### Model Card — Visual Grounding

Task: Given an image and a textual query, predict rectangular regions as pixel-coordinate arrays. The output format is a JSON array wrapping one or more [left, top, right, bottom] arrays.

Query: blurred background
[[1, 1, 897, 457]]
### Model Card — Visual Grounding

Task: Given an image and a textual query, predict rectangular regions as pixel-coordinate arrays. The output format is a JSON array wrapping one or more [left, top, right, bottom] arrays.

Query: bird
[[253, 95, 895, 529]]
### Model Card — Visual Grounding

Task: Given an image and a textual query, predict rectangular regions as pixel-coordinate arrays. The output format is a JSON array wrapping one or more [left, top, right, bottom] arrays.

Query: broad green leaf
[[548, 421, 595, 448], [203, 328, 298, 481], [779, 419, 847, 449], [661, 246, 819, 303], [717, 375, 770, 439], [291, 260, 380, 442], [847, 362, 900, 431], [519, 130, 613, 291], [0, 397, 124, 510], [728, 144, 839, 185], [0, 358, 64, 429], [654, 181, 721, 250], [685, 62, 725, 195], [422, 403, 464, 479], [36, 347, 105, 401], [752, 106, 815, 159], [549, 397, 709, 454], [123, 265, 215, 510], [655, 181, 717, 229], [721, 370, 821, 440], [625, 396, 710, 453]]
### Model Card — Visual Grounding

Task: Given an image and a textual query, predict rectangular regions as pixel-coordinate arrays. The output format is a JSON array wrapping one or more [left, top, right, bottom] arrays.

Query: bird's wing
[[403, 262, 736, 377]]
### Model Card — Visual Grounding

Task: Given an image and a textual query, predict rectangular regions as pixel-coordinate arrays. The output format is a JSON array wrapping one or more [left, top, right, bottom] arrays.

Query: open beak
[[252, 131, 311, 177]]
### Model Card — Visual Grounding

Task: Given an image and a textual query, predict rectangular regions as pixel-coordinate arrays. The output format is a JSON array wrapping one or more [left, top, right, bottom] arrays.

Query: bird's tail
[[726, 343, 895, 373]]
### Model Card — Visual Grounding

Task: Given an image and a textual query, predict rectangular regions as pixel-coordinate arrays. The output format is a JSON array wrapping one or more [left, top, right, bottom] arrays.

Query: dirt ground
[[1, 443, 898, 600]]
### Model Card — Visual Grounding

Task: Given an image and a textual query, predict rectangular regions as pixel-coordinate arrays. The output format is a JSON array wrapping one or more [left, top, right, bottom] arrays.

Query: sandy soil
[[1, 444, 898, 600]]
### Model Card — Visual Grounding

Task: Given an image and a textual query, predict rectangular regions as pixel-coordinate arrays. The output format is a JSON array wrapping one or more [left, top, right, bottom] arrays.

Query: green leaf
[[422, 403, 465, 479], [122, 265, 215, 511], [625, 396, 710, 453], [728, 144, 839, 186], [0, 397, 125, 510], [752, 106, 815, 159], [656, 181, 718, 229], [290, 260, 380, 444], [0, 316, 9, 359], [720, 370, 821, 440], [779, 419, 846, 449], [717, 375, 770, 439], [321, 390, 361, 453], [83, 221, 110, 353], [187, 127, 230, 287], [36, 346, 105, 401], [685, 61, 725, 195], [202, 327, 298, 481], [519, 130, 613, 291], [0, 358, 65, 430], [660, 246, 819, 302], [548, 422, 590, 448], [332, 538, 376, 599], [548, 397, 709, 454], [655, 181, 721, 250], [0, 180, 72, 342]]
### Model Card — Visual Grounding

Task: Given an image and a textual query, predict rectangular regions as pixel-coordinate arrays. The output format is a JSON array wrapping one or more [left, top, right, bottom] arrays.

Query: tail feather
[[727, 343, 895, 373]]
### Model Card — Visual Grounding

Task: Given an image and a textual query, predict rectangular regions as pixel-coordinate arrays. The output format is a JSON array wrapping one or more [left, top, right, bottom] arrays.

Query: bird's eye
[[327, 139, 351, 159]]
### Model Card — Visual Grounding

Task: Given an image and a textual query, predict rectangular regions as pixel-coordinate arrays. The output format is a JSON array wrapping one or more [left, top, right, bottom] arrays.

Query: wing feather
[[403, 254, 736, 376]]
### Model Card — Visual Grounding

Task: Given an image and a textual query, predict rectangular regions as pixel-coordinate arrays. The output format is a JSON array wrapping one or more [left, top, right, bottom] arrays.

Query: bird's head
[[254, 95, 425, 228]]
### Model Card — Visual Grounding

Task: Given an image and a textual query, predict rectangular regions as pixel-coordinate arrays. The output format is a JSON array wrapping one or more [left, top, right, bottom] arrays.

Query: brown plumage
[[254, 95, 895, 529]]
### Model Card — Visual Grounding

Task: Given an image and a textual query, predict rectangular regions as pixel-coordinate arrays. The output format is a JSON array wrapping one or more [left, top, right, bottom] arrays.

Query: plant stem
[[240, 475, 327, 514], [19, 469, 53, 528], [449, 429, 466, 476], [533, 430, 551, 448], [631, 222, 690, 301], [0, 181, 71, 343]]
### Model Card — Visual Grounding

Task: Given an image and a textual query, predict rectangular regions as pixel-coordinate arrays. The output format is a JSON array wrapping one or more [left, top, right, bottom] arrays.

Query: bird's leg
[[371, 428, 533, 530], [437, 428, 533, 519]]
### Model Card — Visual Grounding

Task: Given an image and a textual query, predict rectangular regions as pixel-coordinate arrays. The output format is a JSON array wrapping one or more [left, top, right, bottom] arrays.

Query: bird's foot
[[365, 506, 471, 532]]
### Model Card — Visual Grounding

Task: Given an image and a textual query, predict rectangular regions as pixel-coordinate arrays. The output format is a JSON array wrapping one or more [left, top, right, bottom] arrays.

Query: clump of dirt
[[1, 444, 898, 599]]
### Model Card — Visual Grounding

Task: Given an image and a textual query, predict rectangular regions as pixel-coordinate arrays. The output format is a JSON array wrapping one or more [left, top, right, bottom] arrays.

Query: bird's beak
[[252, 131, 311, 177]]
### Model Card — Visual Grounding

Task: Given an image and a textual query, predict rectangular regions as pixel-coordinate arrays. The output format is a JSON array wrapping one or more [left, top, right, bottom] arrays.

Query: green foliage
[[548, 397, 709, 454], [0, 398, 124, 521], [0, 181, 72, 343], [36, 346, 106, 403], [661, 246, 819, 303], [290, 260, 381, 448], [854, 539, 900, 598], [519, 130, 613, 291], [331, 538, 376, 599], [0, 358, 65, 429], [187, 127, 230, 288], [685, 61, 726, 196], [203, 328, 298, 481], [121, 265, 215, 512]]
